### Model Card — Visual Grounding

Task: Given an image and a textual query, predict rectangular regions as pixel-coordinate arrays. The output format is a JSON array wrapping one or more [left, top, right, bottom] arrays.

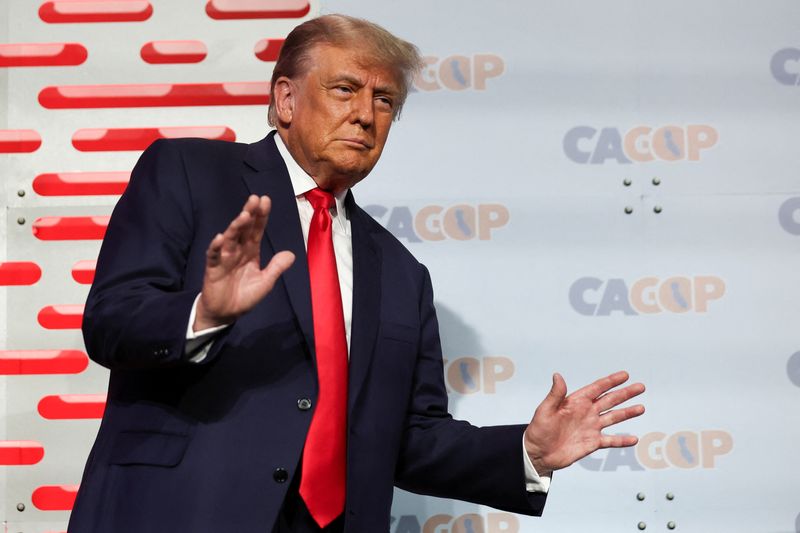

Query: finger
[[241, 194, 260, 215], [599, 433, 639, 448], [260, 251, 295, 290], [221, 209, 254, 253], [594, 382, 646, 413], [246, 195, 271, 245], [205, 233, 225, 266], [574, 370, 630, 400], [539, 373, 567, 412], [599, 404, 645, 428]]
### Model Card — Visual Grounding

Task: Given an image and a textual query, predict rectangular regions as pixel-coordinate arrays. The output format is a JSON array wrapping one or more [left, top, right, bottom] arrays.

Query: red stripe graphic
[[0, 43, 87, 67], [0, 350, 89, 375], [0, 130, 41, 153], [32, 485, 80, 511], [39, 1, 153, 23], [72, 260, 97, 284], [38, 394, 106, 420], [254, 38, 284, 62], [0, 262, 42, 286], [33, 216, 109, 240], [72, 126, 235, 151], [34, 171, 130, 196], [39, 82, 269, 108], [38, 305, 85, 329], [206, 0, 309, 19], [141, 40, 207, 64], [0, 441, 45, 465]]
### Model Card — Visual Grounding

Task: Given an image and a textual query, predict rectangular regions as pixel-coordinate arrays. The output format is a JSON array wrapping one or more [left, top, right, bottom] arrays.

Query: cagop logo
[[787, 351, 800, 388], [563, 124, 718, 164], [779, 197, 800, 235], [413, 54, 504, 92], [443, 356, 514, 395], [391, 512, 519, 533], [580, 430, 733, 471], [364, 204, 509, 243], [771, 48, 800, 86], [569, 276, 726, 316]]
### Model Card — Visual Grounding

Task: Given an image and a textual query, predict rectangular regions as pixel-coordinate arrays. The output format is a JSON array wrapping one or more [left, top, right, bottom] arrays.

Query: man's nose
[[349, 91, 374, 127]]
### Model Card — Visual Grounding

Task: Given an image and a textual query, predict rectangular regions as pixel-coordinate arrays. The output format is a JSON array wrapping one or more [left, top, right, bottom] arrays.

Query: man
[[68, 14, 644, 533]]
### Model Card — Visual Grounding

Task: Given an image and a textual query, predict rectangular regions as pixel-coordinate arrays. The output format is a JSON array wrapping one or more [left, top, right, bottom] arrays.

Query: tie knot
[[305, 188, 335, 212]]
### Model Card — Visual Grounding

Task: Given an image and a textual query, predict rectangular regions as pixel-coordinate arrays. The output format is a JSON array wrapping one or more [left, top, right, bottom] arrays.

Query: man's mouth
[[339, 138, 373, 149]]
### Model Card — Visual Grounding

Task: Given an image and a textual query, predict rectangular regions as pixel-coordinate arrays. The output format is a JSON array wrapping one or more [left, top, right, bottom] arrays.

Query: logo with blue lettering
[[364, 204, 509, 243], [580, 430, 733, 471], [569, 276, 726, 316], [771, 48, 800, 86], [414, 54, 504, 91], [563, 125, 718, 164], [391, 512, 519, 533], [779, 197, 800, 235]]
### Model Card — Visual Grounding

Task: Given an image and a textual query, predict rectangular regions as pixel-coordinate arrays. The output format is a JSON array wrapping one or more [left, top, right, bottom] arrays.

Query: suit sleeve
[[394, 266, 547, 516], [82, 139, 231, 370]]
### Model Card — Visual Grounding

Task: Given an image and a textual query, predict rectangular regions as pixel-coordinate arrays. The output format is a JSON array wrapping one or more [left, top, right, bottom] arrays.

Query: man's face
[[277, 44, 401, 193]]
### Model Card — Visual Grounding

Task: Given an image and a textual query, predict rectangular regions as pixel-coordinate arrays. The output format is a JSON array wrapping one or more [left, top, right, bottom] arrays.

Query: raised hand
[[524, 371, 645, 476], [193, 195, 295, 331]]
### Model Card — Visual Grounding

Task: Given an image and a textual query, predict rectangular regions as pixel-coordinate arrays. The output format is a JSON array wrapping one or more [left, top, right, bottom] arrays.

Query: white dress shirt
[[184, 131, 549, 493]]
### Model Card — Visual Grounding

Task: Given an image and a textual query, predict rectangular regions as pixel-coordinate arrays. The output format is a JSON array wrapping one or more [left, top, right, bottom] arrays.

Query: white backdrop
[[2, 1, 799, 532]]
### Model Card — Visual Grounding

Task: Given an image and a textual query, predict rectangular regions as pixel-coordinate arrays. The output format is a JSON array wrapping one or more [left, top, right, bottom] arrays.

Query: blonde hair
[[268, 14, 423, 125]]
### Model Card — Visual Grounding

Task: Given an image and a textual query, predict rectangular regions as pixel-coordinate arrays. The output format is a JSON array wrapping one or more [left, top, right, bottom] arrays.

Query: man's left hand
[[524, 370, 645, 477]]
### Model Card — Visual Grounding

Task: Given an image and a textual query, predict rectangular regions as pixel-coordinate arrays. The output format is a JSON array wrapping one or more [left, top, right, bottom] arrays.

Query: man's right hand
[[194, 194, 295, 331]]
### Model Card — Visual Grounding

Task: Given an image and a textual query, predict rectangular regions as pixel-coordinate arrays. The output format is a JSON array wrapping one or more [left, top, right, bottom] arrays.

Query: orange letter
[[686, 125, 718, 161], [423, 514, 452, 533], [636, 432, 668, 469], [482, 356, 514, 394], [415, 205, 445, 241], [488, 512, 519, 532], [478, 204, 509, 240], [414, 56, 441, 91], [693, 276, 725, 312], [701, 430, 733, 468], [630, 277, 659, 314], [473, 55, 505, 90], [624, 126, 654, 162]]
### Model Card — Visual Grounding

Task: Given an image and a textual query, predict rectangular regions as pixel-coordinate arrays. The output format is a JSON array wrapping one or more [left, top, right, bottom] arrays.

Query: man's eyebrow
[[374, 83, 400, 96], [331, 74, 364, 87], [330, 74, 399, 96]]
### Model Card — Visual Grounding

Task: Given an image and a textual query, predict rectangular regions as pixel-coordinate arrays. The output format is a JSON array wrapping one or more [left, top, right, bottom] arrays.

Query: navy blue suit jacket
[[68, 132, 546, 532]]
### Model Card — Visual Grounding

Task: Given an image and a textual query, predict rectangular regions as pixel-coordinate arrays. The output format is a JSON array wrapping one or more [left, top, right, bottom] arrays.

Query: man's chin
[[316, 164, 371, 192]]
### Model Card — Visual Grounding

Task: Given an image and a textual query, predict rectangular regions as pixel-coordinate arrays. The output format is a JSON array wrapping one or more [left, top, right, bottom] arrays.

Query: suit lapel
[[241, 132, 315, 358], [346, 193, 382, 413]]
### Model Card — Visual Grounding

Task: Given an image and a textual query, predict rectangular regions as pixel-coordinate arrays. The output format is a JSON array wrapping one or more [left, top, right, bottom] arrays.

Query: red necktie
[[299, 188, 348, 528]]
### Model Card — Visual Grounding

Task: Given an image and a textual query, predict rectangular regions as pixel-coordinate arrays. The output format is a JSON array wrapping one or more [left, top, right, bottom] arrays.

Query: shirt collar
[[272, 130, 348, 217]]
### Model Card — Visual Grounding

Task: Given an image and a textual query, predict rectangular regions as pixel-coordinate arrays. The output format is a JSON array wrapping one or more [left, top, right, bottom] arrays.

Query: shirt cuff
[[185, 293, 230, 363], [523, 436, 551, 493]]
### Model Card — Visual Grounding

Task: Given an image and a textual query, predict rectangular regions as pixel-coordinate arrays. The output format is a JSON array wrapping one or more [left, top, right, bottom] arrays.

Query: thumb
[[541, 372, 567, 411], [261, 250, 296, 288]]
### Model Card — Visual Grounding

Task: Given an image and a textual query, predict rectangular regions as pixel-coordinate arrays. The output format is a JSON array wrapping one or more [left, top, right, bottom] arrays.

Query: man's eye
[[335, 86, 353, 94], [376, 97, 393, 109]]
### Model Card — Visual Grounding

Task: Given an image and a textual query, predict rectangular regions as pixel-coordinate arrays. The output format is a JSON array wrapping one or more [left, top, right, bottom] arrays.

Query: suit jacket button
[[273, 468, 289, 483], [297, 398, 312, 411]]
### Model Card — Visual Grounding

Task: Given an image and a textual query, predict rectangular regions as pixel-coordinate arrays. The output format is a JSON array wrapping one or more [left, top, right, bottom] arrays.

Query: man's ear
[[273, 76, 295, 125]]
